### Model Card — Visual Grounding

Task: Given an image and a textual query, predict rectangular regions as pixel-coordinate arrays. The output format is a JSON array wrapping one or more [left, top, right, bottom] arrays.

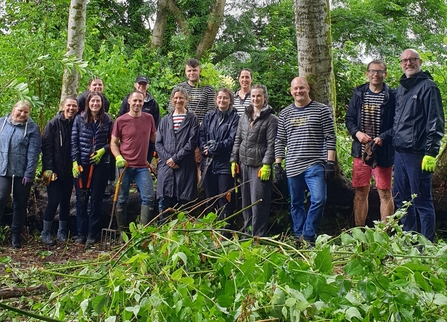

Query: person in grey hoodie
[[0, 100, 41, 248]]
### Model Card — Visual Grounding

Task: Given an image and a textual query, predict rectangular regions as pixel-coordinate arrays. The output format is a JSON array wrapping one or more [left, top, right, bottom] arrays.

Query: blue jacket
[[345, 83, 396, 167], [199, 106, 239, 175], [0, 115, 41, 178], [71, 112, 113, 166], [393, 71, 444, 157]]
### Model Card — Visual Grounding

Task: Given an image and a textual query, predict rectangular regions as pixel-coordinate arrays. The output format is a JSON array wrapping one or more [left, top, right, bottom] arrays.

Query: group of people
[[346, 49, 444, 242], [0, 48, 443, 249]]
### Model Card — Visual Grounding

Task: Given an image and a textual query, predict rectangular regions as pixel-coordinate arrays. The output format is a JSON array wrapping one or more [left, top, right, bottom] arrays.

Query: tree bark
[[195, 0, 226, 59], [60, 0, 88, 100], [151, 0, 169, 49], [293, 0, 336, 112]]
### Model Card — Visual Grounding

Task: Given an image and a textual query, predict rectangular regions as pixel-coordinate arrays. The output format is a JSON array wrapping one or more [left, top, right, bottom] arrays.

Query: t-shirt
[[173, 114, 186, 132], [112, 113, 156, 167], [233, 90, 251, 116], [361, 89, 384, 152]]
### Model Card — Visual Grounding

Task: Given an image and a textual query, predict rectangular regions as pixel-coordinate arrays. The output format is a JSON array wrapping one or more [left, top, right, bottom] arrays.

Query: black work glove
[[325, 161, 335, 180], [273, 163, 284, 185]]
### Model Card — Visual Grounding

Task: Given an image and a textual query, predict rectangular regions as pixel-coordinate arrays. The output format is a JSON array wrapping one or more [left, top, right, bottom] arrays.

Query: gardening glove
[[422, 155, 436, 172], [72, 161, 82, 178], [273, 163, 284, 184], [116, 155, 127, 168], [258, 164, 271, 181], [90, 148, 105, 165], [230, 162, 239, 178], [22, 177, 33, 185], [42, 170, 53, 181], [325, 161, 336, 180]]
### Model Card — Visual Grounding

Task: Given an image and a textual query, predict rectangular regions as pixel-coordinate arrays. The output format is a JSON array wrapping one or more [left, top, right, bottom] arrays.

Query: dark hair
[[185, 58, 200, 68], [88, 77, 104, 86], [84, 92, 105, 126], [60, 96, 78, 111], [251, 84, 268, 104], [367, 60, 387, 71], [238, 68, 253, 79], [216, 87, 234, 107], [128, 90, 145, 99]]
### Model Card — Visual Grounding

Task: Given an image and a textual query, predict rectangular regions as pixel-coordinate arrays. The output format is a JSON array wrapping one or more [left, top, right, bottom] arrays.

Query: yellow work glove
[[258, 164, 271, 181], [116, 155, 127, 168], [422, 155, 436, 172], [230, 162, 239, 178], [72, 161, 82, 178], [90, 148, 105, 165]]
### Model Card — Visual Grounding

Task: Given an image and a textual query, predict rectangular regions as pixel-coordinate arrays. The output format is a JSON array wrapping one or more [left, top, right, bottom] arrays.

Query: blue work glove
[[22, 177, 33, 185], [325, 161, 336, 180], [90, 148, 105, 165], [257, 164, 271, 181], [421, 155, 436, 172]]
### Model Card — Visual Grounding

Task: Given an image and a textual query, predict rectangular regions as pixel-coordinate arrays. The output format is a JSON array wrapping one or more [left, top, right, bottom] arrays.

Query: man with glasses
[[393, 49, 444, 242], [346, 60, 396, 226]]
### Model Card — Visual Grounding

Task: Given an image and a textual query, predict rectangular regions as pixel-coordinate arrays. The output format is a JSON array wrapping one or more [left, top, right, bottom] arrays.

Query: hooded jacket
[[393, 71, 444, 157], [230, 103, 278, 167], [0, 115, 41, 178], [199, 106, 240, 175], [118, 91, 160, 126], [42, 112, 75, 180], [345, 82, 396, 167]]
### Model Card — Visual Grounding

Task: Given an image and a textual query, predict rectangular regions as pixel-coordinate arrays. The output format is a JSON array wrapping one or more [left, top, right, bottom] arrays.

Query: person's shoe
[[86, 236, 96, 247], [11, 234, 21, 249], [41, 231, 56, 246], [104, 184, 115, 197], [140, 205, 154, 226], [57, 229, 67, 242], [75, 236, 86, 244]]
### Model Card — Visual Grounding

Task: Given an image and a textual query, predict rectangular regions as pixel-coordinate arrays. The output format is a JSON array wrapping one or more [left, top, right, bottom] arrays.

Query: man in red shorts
[[345, 60, 396, 226]]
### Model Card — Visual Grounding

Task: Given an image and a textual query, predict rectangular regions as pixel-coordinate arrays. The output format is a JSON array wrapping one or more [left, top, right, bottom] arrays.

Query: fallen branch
[[0, 284, 48, 299]]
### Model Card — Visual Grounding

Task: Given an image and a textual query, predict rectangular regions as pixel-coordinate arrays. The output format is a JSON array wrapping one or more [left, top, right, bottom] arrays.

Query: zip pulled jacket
[[393, 71, 444, 157], [42, 112, 75, 180], [345, 82, 396, 167], [199, 106, 240, 175], [71, 112, 113, 166], [0, 115, 41, 178], [118, 91, 160, 127], [230, 103, 278, 167]]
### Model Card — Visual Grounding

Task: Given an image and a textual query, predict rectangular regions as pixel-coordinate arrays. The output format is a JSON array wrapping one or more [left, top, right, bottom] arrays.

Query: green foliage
[[3, 211, 447, 321]]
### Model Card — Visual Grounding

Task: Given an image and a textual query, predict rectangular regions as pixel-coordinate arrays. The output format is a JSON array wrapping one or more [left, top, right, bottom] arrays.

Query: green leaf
[[80, 299, 89, 314], [171, 268, 183, 281], [345, 306, 362, 320], [314, 246, 333, 274], [434, 294, 447, 306], [351, 228, 367, 242], [344, 259, 363, 277]]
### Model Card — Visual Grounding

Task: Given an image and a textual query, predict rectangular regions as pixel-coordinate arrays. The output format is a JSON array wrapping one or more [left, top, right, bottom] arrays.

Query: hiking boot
[[86, 236, 96, 246], [57, 229, 67, 242], [41, 231, 56, 246], [11, 234, 21, 249], [104, 184, 115, 197], [75, 236, 86, 244]]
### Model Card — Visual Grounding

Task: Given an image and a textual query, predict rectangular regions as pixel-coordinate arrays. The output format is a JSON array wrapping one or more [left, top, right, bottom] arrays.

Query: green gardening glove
[[42, 170, 53, 181], [90, 148, 105, 165], [72, 161, 82, 178], [230, 161, 239, 178], [116, 155, 127, 168], [257, 164, 271, 181], [422, 155, 436, 172]]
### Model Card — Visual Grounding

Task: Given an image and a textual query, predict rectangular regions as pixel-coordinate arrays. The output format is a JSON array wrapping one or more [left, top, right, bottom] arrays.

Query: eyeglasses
[[367, 70, 386, 75], [400, 57, 420, 64]]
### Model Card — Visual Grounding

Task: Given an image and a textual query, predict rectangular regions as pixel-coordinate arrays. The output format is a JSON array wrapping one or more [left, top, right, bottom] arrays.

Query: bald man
[[393, 49, 444, 242], [275, 77, 336, 247]]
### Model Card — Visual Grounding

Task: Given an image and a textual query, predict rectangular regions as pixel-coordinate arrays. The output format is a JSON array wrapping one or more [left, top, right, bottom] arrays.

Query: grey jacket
[[0, 115, 41, 178], [230, 104, 277, 167]]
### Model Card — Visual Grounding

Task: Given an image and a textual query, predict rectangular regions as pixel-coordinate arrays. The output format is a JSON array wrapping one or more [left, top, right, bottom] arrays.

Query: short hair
[[13, 100, 31, 111], [88, 77, 104, 86], [60, 96, 78, 111], [185, 58, 200, 68], [128, 90, 145, 99], [251, 84, 268, 104], [367, 60, 387, 71], [238, 68, 253, 79], [216, 87, 235, 107], [170, 87, 189, 102]]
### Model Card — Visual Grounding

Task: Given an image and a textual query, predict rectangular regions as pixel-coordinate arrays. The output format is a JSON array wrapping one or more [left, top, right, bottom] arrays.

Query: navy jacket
[[199, 106, 239, 175], [393, 71, 444, 157], [118, 91, 160, 127], [345, 83, 396, 167]]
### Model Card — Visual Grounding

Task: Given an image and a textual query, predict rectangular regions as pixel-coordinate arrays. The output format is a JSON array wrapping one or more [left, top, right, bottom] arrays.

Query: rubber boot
[[57, 221, 68, 242], [115, 207, 127, 242], [140, 205, 154, 226], [11, 233, 21, 249], [41, 220, 56, 246]]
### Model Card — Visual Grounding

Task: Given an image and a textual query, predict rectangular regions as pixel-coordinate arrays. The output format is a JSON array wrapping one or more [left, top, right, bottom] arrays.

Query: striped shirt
[[275, 101, 336, 177], [171, 81, 216, 122], [361, 89, 384, 139], [233, 90, 251, 116], [172, 114, 186, 132]]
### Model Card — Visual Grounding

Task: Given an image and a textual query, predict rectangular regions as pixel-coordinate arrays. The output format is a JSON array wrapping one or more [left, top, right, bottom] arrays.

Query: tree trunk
[[293, 0, 336, 112], [60, 0, 88, 100], [195, 0, 226, 59], [151, 0, 169, 49]]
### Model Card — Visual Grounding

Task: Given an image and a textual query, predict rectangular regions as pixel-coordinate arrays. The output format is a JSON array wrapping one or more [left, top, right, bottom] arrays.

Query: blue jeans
[[288, 164, 326, 241], [117, 167, 155, 208], [393, 152, 435, 241]]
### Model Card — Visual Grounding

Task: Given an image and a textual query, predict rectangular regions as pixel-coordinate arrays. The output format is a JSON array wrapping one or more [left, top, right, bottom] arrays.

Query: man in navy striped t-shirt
[[275, 77, 336, 246]]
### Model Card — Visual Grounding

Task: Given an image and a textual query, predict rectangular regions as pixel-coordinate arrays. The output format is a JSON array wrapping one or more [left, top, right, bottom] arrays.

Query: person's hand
[[116, 155, 127, 168], [90, 148, 105, 165], [72, 161, 82, 178], [22, 177, 33, 185], [231, 162, 239, 178], [325, 161, 336, 180], [42, 170, 53, 181], [355, 131, 372, 144], [273, 163, 284, 184], [258, 164, 271, 181], [167, 158, 179, 169], [422, 155, 436, 172], [373, 137, 383, 146]]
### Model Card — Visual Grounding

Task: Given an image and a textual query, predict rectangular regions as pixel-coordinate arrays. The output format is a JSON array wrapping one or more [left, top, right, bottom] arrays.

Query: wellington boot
[[115, 207, 127, 233], [41, 220, 56, 246], [140, 205, 154, 226]]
